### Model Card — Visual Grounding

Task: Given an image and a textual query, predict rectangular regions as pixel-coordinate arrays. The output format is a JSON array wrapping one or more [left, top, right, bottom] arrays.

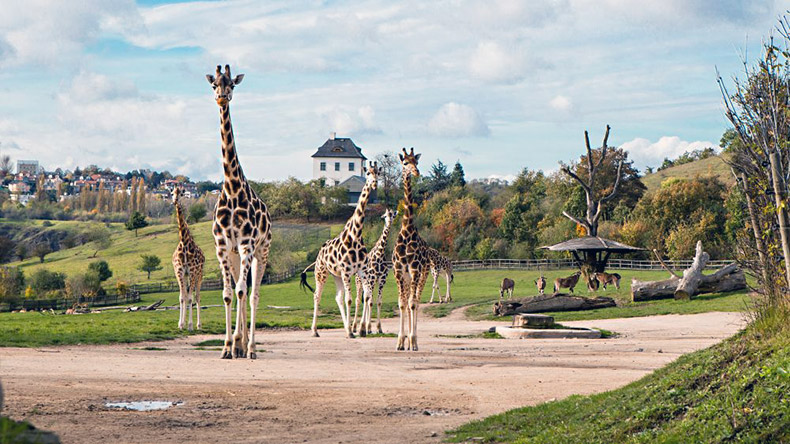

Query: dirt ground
[[0, 308, 745, 444]]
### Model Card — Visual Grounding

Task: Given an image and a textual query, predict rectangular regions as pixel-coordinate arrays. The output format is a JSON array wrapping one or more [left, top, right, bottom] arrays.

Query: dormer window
[[331, 146, 343, 153]]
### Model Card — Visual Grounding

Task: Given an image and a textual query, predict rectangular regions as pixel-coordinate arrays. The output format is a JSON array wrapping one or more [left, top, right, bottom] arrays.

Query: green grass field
[[3, 219, 334, 285], [0, 268, 749, 348], [446, 314, 790, 443]]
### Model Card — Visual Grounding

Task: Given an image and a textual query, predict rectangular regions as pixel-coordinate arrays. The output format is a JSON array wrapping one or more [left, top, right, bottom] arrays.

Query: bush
[[66, 271, 102, 300], [0, 267, 24, 302], [29, 269, 66, 295], [88, 260, 113, 282], [115, 281, 128, 296]]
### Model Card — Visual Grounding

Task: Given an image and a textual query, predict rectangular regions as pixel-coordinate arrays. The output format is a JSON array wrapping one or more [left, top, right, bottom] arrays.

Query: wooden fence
[[450, 258, 733, 272], [0, 291, 141, 313]]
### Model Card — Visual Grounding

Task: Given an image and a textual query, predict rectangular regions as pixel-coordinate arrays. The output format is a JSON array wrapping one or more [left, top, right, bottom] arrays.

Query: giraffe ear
[[233, 74, 244, 85], [414, 153, 421, 161], [206, 75, 215, 84], [398, 153, 404, 162]]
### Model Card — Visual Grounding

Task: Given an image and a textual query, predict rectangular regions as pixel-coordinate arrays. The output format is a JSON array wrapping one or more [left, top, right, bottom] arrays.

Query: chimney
[[330, 132, 336, 140]]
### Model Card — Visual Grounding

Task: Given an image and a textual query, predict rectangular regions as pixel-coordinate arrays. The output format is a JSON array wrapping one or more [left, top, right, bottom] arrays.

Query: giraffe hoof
[[312, 331, 320, 337], [249, 352, 257, 360], [221, 351, 232, 359], [347, 332, 356, 339], [359, 329, 367, 338], [377, 328, 383, 334]]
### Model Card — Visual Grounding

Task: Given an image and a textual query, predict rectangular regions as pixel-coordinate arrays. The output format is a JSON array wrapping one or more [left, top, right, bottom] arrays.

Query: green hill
[[3, 219, 334, 285], [642, 154, 734, 192]]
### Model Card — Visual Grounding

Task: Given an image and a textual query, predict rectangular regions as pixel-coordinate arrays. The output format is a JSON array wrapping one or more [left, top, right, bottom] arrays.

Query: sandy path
[[0, 310, 744, 443]]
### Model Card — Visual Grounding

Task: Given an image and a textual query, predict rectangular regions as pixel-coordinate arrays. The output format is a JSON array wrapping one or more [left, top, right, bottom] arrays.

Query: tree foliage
[[137, 254, 162, 279]]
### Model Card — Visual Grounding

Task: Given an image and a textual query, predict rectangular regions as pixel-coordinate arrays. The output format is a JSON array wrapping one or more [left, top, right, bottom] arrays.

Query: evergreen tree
[[137, 179, 146, 216], [450, 161, 466, 188]]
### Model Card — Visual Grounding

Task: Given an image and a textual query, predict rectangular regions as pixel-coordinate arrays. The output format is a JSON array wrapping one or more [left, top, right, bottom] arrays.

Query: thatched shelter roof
[[541, 236, 643, 253]]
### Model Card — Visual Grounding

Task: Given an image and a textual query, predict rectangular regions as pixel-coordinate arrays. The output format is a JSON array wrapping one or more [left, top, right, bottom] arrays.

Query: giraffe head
[[381, 208, 397, 225], [398, 147, 421, 178], [365, 161, 381, 189], [171, 185, 182, 206], [205, 64, 244, 106]]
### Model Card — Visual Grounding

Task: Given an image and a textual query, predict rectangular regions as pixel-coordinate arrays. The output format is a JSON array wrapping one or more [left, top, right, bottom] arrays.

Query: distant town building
[[311, 133, 367, 186], [16, 160, 42, 175]]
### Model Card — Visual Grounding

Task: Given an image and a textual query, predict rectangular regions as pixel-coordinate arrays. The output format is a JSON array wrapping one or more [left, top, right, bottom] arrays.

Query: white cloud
[[468, 41, 526, 84], [428, 102, 490, 138], [0, 0, 140, 68], [621, 136, 718, 167], [321, 105, 382, 136], [549, 95, 573, 112]]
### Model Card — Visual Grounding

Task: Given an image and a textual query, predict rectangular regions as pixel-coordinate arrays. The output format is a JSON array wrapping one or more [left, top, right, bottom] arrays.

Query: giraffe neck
[[373, 218, 393, 252], [174, 200, 192, 243], [219, 103, 245, 193], [343, 179, 374, 241], [400, 171, 415, 233]]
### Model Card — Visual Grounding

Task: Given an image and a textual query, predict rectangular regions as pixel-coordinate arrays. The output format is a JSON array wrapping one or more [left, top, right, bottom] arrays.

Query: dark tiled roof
[[311, 137, 367, 159], [541, 236, 643, 252]]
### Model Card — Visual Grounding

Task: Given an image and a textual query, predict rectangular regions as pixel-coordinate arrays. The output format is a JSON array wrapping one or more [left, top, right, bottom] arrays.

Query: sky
[[0, 0, 785, 182]]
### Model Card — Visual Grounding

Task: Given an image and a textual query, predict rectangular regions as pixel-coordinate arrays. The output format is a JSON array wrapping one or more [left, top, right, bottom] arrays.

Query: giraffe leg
[[409, 271, 428, 351], [429, 270, 438, 303], [394, 269, 407, 350], [186, 273, 194, 331], [376, 277, 386, 334], [311, 268, 326, 337], [352, 274, 362, 334], [193, 270, 203, 330], [248, 247, 268, 360], [175, 267, 187, 330], [216, 245, 234, 359], [233, 244, 254, 358], [444, 270, 452, 303], [341, 274, 355, 338], [364, 277, 376, 334]]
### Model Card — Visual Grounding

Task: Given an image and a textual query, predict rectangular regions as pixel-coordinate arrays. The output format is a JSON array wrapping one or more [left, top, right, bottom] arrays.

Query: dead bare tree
[[560, 125, 623, 237]]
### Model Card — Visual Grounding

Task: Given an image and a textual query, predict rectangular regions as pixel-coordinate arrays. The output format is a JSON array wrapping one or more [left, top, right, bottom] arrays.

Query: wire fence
[[450, 258, 734, 272]]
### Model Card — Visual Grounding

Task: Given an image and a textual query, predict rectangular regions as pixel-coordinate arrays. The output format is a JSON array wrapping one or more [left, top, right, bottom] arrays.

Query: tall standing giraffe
[[426, 247, 453, 304], [300, 163, 380, 338], [392, 147, 430, 351], [206, 65, 272, 360], [171, 186, 205, 331], [352, 208, 397, 335]]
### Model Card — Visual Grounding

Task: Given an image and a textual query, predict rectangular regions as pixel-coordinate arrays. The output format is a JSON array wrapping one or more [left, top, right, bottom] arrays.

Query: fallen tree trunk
[[632, 262, 746, 302], [674, 241, 709, 299], [493, 293, 616, 317]]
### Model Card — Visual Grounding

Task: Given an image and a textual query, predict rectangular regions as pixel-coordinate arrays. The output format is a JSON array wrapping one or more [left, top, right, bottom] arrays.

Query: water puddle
[[105, 401, 184, 411]]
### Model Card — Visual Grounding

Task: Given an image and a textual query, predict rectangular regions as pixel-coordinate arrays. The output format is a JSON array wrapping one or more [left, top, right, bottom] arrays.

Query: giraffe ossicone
[[207, 64, 272, 360]]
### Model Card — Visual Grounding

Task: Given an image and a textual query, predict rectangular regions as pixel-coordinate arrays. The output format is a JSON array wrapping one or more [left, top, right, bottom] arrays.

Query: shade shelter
[[541, 236, 643, 272]]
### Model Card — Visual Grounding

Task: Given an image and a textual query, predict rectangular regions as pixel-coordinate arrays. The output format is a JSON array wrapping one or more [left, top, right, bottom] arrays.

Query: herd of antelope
[[498, 270, 622, 301]]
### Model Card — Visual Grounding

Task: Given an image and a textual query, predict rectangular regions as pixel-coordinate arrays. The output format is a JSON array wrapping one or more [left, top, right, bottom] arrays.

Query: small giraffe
[[353, 208, 397, 335], [392, 147, 430, 351], [171, 186, 205, 331], [300, 163, 380, 338], [427, 247, 453, 304], [206, 65, 273, 360]]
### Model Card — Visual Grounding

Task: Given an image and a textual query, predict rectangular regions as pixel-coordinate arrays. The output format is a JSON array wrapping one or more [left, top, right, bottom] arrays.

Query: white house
[[311, 133, 367, 186]]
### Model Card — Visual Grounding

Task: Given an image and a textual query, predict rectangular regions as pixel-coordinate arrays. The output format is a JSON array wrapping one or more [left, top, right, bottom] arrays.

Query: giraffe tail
[[450, 273, 454, 284], [300, 262, 316, 293]]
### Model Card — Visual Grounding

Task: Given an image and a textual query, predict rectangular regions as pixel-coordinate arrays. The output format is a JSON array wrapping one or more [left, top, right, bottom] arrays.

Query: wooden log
[[674, 241, 709, 299], [631, 263, 746, 302], [493, 293, 616, 317], [631, 276, 680, 301]]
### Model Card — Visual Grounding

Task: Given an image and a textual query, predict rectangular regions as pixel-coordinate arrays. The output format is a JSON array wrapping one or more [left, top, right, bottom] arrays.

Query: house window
[[348, 162, 355, 172], [334, 162, 340, 171], [334, 180, 339, 186], [320, 162, 326, 171]]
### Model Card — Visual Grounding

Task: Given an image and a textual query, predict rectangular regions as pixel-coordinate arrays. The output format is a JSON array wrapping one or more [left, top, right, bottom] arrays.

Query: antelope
[[553, 271, 581, 293]]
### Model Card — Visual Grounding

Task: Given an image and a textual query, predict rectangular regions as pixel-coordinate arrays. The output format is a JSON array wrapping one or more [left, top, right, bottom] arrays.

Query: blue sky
[[0, 0, 783, 181]]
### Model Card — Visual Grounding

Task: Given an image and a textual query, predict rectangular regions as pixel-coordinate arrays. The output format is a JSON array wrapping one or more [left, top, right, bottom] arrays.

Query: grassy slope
[[447, 318, 790, 444], [3, 219, 332, 285], [641, 154, 734, 192], [0, 268, 748, 347]]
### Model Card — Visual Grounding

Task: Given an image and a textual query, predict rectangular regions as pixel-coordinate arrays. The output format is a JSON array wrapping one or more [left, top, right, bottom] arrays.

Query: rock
[[512, 314, 555, 328]]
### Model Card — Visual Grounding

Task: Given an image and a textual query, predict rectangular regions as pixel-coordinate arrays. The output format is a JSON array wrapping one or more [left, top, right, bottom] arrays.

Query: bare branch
[[584, 131, 594, 173], [601, 159, 624, 202], [653, 249, 681, 279], [561, 210, 588, 230], [561, 166, 591, 192]]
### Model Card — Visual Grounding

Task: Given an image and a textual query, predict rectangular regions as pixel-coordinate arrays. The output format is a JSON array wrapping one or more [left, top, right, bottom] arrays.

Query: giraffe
[[171, 186, 205, 331], [300, 163, 380, 338], [426, 247, 453, 304], [206, 65, 272, 360], [392, 147, 430, 351], [352, 208, 397, 335]]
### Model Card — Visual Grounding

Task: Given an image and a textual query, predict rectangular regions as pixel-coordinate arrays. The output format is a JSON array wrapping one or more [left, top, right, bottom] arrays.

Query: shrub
[[0, 267, 24, 302], [29, 269, 66, 295], [88, 260, 113, 282]]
